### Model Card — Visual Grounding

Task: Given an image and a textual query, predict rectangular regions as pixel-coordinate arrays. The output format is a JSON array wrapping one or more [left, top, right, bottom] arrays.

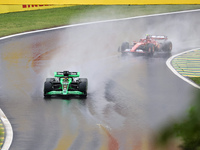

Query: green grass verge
[[0, 5, 200, 37], [190, 77, 200, 85]]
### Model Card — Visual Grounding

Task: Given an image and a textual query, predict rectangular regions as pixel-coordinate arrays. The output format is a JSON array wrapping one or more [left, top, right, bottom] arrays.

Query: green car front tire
[[79, 78, 88, 97], [44, 81, 52, 98]]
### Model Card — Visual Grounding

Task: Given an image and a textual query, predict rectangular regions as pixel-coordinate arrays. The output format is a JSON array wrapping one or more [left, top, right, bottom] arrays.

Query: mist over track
[[0, 10, 200, 150]]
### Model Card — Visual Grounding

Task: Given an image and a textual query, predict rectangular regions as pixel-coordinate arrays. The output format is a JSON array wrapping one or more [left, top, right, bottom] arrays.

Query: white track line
[[166, 49, 200, 89], [0, 9, 200, 41], [0, 109, 13, 150], [0, 8, 200, 149]]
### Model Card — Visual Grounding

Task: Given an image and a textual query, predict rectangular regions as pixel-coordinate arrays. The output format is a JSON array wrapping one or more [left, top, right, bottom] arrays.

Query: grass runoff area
[[0, 5, 200, 149], [1, 5, 200, 38], [190, 77, 200, 86]]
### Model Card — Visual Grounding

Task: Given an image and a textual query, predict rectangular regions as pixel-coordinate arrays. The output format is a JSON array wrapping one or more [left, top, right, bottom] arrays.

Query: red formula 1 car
[[119, 35, 172, 57]]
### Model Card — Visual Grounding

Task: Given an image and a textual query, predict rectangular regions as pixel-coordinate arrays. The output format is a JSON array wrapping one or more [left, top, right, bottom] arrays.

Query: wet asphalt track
[[0, 10, 200, 150]]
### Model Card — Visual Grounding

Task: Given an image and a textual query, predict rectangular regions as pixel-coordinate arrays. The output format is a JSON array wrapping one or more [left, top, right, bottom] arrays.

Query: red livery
[[119, 35, 172, 57]]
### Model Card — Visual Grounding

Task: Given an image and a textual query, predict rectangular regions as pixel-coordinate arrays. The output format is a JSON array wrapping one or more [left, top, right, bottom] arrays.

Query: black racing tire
[[146, 43, 155, 57], [44, 81, 53, 97], [162, 41, 172, 52], [78, 78, 88, 98], [121, 42, 129, 52], [120, 42, 129, 57]]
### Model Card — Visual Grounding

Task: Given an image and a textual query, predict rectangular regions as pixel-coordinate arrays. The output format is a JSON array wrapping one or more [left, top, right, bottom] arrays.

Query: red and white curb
[[0, 109, 13, 150]]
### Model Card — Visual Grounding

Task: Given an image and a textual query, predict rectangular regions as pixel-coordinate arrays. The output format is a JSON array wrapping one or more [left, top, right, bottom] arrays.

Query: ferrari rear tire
[[44, 81, 53, 97], [79, 78, 88, 98], [163, 41, 172, 52], [167, 41, 172, 52]]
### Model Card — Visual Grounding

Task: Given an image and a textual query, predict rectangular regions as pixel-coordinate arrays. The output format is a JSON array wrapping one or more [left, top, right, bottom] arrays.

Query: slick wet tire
[[79, 78, 88, 98], [163, 41, 172, 52], [44, 81, 53, 97]]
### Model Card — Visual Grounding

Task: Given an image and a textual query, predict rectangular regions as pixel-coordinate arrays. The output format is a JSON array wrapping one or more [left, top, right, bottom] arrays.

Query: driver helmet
[[146, 34, 150, 40]]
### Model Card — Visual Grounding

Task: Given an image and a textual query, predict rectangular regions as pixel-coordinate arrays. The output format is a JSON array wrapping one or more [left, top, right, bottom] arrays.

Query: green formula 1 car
[[43, 71, 88, 98]]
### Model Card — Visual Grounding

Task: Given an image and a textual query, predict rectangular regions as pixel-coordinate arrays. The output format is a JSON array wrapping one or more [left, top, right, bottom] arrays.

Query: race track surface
[[0, 10, 200, 150]]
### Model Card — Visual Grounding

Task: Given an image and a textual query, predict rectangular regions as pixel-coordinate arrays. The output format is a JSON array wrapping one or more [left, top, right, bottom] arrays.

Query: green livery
[[44, 71, 88, 98]]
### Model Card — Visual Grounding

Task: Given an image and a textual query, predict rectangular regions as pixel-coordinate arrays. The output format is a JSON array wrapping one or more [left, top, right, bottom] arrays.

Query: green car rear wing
[[54, 71, 80, 78]]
